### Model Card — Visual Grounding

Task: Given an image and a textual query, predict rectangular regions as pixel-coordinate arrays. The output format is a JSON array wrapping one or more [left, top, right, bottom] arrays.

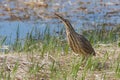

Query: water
[[0, 0, 120, 44]]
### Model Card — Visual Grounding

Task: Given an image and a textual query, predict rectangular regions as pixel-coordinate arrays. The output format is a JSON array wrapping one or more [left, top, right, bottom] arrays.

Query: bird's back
[[67, 32, 96, 56], [77, 33, 96, 56]]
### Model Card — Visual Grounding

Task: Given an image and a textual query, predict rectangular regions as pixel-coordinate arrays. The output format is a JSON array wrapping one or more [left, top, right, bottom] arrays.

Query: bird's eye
[[65, 19, 68, 22]]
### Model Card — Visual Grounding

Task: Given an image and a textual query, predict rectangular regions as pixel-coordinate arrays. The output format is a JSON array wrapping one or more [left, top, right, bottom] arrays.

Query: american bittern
[[55, 13, 96, 57]]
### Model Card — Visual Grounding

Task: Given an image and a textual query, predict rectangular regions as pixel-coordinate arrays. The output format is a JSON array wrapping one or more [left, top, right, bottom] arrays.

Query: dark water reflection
[[0, 0, 120, 44]]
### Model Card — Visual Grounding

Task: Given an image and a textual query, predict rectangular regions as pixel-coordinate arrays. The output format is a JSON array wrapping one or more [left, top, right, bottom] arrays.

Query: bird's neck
[[63, 21, 76, 35], [65, 26, 76, 35]]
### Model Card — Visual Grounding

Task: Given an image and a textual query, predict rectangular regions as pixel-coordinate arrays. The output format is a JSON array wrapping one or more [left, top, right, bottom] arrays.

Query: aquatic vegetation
[[0, 0, 120, 80]]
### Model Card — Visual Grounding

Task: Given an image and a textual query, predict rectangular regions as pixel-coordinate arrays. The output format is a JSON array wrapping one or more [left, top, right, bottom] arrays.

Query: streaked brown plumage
[[55, 13, 96, 57]]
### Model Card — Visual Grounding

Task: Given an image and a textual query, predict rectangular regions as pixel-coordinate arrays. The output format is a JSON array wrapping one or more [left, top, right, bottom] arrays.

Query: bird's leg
[[80, 55, 90, 67], [81, 55, 86, 64], [73, 52, 79, 56]]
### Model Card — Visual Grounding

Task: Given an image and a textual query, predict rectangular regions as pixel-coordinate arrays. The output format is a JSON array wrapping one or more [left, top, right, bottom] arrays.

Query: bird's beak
[[54, 13, 66, 22]]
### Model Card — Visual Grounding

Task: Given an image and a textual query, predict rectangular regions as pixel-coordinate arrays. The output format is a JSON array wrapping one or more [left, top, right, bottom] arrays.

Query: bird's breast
[[67, 33, 81, 54]]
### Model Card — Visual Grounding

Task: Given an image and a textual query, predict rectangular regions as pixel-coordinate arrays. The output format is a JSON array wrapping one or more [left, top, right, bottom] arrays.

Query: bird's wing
[[77, 34, 95, 55]]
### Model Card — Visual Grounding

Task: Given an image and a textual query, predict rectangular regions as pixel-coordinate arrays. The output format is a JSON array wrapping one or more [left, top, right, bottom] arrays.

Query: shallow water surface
[[0, 0, 120, 44]]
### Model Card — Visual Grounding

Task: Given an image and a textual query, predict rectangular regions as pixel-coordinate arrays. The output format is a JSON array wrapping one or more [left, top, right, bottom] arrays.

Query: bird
[[55, 13, 96, 57]]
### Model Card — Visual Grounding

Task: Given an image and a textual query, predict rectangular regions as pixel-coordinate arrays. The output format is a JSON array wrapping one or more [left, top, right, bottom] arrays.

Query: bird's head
[[54, 13, 75, 33], [55, 13, 71, 28]]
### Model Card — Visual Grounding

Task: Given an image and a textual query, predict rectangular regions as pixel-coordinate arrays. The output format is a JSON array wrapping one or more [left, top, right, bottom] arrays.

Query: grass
[[0, 25, 120, 80]]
